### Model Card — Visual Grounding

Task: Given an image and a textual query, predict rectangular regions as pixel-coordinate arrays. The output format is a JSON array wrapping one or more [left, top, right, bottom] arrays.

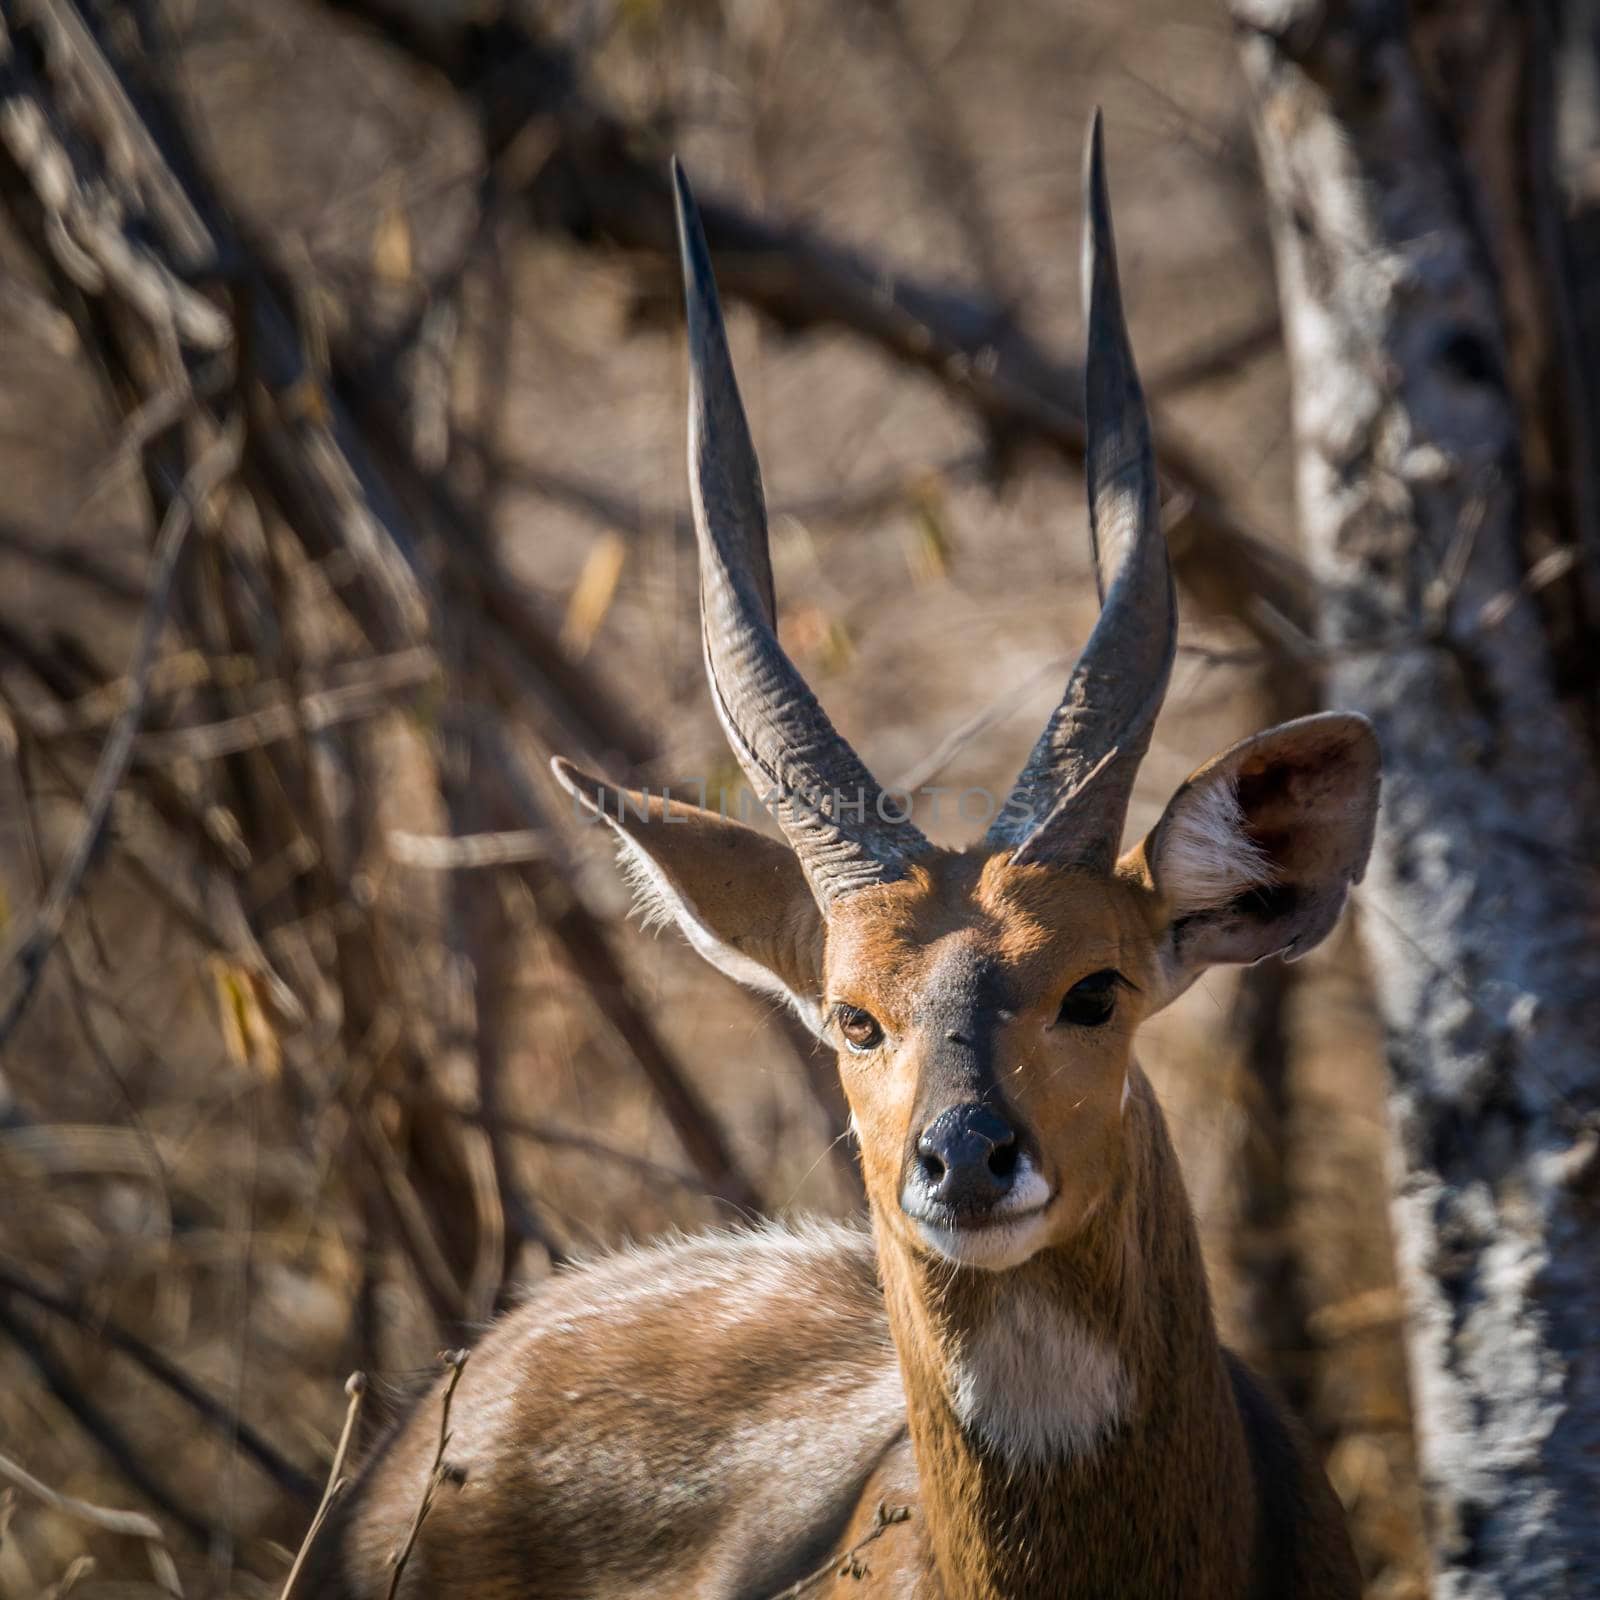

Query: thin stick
[[0, 1298, 213, 1548], [763, 1501, 913, 1599], [0, 518, 145, 602], [448, 1105, 715, 1195], [890, 653, 1075, 795], [131, 649, 440, 764], [0, 422, 241, 1051], [357, 1109, 469, 1331], [386, 828, 550, 870], [0, 1448, 183, 1597], [31, 646, 436, 746], [384, 1351, 468, 1600], [40, 1553, 95, 1600], [279, 1373, 367, 1600], [0, 1262, 313, 1501]]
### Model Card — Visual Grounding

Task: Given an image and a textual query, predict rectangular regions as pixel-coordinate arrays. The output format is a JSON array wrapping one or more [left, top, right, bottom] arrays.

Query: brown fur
[[310, 723, 1376, 1598], [862, 1074, 1345, 1598], [828, 851, 1163, 1267], [306, 1084, 1355, 1598]]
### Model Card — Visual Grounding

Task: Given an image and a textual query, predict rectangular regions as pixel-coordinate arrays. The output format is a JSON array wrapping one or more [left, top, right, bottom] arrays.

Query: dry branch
[[764, 1501, 913, 1600], [383, 1350, 467, 1600], [323, 0, 1315, 651], [449, 1108, 717, 1196], [386, 827, 549, 870], [0, 1260, 317, 1504], [0, 423, 240, 1050], [0, 1447, 182, 1597], [125, 647, 438, 764], [280, 1372, 366, 1600], [0, 1296, 214, 1550], [0, 518, 145, 602]]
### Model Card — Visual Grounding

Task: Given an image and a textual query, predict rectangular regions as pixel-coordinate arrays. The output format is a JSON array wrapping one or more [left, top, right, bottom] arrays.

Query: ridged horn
[[985, 111, 1176, 869], [672, 159, 929, 907]]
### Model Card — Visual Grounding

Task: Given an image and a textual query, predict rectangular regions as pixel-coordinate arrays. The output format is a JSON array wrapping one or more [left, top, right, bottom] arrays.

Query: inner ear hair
[[1155, 773, 1278, 914], [1134, 712, 1381, 977], [550, 757, 828, 1034]]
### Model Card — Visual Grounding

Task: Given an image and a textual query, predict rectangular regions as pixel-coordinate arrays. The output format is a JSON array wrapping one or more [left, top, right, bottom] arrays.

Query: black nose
[[911, 1104, 1019, 1214]]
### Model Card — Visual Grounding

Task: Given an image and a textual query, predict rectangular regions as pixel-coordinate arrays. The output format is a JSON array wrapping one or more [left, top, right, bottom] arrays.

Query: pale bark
[[1235, 3, 1600, 1594]]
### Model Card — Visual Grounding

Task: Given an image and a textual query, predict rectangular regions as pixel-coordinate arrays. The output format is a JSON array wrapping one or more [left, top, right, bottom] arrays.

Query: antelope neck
[[872, 1079, 1253, 1599]]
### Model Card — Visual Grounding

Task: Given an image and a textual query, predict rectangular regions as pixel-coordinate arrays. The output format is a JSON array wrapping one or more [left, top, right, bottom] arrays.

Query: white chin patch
[[915, 1210, 1053, 1272], [911, 1158, 1055, 1272]]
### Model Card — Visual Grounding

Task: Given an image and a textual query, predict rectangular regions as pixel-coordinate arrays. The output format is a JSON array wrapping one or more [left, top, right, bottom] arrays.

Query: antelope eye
[[836, 1006, 884, 1052], [1056, 969, 1122, 1029]]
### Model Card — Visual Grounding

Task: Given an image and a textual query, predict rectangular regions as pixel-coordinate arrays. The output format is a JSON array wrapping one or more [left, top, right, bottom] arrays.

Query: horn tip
[[669, 155, 721, 332], [669, 153, 692, 218], [1083, 108, 1111, 259], [1080, 106, 1131, 362]]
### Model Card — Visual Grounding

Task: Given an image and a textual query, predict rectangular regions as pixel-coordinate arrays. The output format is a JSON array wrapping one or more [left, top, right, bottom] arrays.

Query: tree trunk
[[1234, 3, 1600, 1594]]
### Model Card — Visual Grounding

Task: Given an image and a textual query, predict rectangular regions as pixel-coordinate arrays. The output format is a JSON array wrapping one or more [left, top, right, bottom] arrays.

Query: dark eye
[[1056, 970, 1122, 1028], [837, 1006, 884, 1052]]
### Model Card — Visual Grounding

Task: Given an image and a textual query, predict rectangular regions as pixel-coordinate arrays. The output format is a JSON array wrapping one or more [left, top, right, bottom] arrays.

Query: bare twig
[[386, 827, 550, 870], [0, 1448, 182, 1597], [0, 518, 145, 602], [1146, 312, 1282, 396], [356, 1105, 471, 1333], [448, 1105, 715, 1196], [0, 1260, 316, 1503], [0, 421, 241, 1051], [764, 1501, 913, 1599], [280, 1372, 366, 1600], [40, 1554, 95, 1599], [384, 1350, 468, 1600], [130, 648, 439, 763], [890, 653, 1075, 795], [28, 646, 437, 751]]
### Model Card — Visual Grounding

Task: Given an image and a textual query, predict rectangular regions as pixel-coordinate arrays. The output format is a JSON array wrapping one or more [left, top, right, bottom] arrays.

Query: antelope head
[[553, 116, 1379, 1274]]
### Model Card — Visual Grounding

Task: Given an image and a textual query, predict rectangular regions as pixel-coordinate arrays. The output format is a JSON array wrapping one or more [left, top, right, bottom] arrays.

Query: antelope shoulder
[[329, 1219, 910, 1600]]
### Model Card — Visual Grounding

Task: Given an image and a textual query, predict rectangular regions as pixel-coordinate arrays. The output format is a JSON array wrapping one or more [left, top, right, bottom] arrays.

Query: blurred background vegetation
[[0, 0, 1526, 1592]]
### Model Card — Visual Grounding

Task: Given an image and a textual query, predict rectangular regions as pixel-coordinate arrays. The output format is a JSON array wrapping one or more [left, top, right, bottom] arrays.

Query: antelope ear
[[1123, 714, 1380, 1005], [552, 758, 827, 1035]]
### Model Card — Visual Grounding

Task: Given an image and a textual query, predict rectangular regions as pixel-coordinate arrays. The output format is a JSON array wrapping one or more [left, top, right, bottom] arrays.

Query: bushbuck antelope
[[309, 116, 1375, 1598]]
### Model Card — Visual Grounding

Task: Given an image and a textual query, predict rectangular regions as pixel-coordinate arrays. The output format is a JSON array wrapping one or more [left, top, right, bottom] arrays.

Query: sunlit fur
[[825, 849, 1165, 1278], [307, 726, 1375, 1599], [316, 1220, 915, 1599], [802, 838, 1344, 1590]]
